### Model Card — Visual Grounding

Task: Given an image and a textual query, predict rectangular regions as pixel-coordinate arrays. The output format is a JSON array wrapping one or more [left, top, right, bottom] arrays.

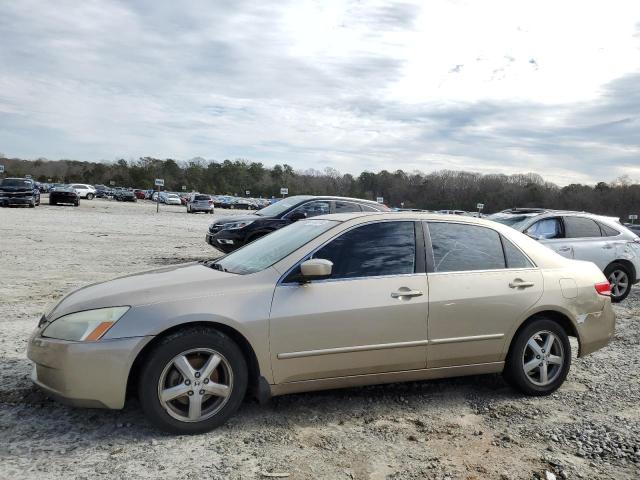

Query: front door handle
[[391, 289, 424, 298], [602, 244, 613, 250], [509, 279, 535, 289], [557, 246, 572, 252]]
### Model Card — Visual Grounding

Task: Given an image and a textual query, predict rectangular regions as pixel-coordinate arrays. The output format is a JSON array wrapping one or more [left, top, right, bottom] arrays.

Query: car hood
[[47, 263, 237, 320], [0, 186, 32, 192], [210, 214, 260, 225]]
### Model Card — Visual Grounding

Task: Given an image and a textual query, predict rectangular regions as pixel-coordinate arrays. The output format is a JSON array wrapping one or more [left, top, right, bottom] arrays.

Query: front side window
[[563, 216, 602, 238], [428, 222, 505, 272], [525, 218, 562, 239], [290, 201, 331, 218], [311, 221, 416, 279]]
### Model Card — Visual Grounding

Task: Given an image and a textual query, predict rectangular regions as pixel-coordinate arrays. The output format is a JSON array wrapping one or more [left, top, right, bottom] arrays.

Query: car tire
[[29, 200, 35, 208], [138, 327, 248, 434], [87, 193, 94, 200], [74, 200, 79, 207], [504, 317, 571, 396], [49, 199, 56, 206], [604, 262, 631, 303]]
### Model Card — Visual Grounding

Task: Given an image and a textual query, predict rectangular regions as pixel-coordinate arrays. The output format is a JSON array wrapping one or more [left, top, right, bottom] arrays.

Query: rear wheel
[[504, 317, 571, 396], [29, 200, 35, 208], [87, 193, 94, 200], [138, 328, 248, 434], [74, 200, 79, 207], [604, 263, 631, 302], [50, 199, 56, 205]]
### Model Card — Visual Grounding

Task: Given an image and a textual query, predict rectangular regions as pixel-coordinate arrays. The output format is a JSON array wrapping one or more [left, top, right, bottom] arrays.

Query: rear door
[[425, 221, 543, 368], [562, 215, 611, 270]]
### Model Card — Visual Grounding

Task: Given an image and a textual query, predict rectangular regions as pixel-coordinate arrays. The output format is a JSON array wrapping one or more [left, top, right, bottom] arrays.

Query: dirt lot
[[0, 198, 639, 480]]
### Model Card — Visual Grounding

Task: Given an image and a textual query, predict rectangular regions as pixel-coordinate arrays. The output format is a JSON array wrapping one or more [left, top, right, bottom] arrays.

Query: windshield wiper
[[203, 260, 228, 272]]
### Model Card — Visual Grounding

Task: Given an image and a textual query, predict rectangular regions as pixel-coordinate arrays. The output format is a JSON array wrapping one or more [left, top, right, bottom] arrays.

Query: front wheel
[[87, 193, 94, 200], [504, 318, 571, 396], [605, 263, 631, 302], [138, 328, 248, 434]]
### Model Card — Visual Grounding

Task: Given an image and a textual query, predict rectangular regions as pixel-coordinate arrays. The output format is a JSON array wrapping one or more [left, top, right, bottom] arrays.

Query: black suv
[[0, 178, 41, 207], [206, 195, 389, 252]]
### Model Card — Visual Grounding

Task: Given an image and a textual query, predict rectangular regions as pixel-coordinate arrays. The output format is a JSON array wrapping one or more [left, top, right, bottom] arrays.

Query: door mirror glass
[[289, 211, 307, 222], [300, 259, 333, 280]]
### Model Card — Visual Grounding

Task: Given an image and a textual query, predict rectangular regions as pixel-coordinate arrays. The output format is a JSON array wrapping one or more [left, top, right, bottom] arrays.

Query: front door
[[269, 221, 429, 384], [425, 221, 543, 368]]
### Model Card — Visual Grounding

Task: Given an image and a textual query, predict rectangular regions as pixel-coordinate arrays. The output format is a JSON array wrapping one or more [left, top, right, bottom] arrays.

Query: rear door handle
[[602, 244, 613, 250], [509, 279, 535, 289], [557, 246, 572, 252], [391, 289, 423, 298]]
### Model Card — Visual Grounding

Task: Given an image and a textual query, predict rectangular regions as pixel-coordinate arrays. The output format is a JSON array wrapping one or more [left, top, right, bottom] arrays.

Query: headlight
[[42, 306, 130, 342], [223, 221, 254, 230]]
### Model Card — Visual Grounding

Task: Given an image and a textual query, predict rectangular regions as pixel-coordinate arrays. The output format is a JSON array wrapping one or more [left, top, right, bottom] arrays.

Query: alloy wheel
[[157, 348, 233, 422], [522, 331, 564, 386], [608, 269, 629, 299]]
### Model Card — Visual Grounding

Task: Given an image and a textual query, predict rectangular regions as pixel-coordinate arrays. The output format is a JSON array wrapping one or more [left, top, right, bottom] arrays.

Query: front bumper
[[205, 229, 243, 252], [0, 196, 33, 206], [27, 333, 151, 409]]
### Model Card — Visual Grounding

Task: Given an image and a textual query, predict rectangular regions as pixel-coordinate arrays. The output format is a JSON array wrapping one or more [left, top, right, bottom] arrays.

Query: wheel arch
[[606, 259, 636, 284], [126, 321, 262, 403], [505, 310, 581, 361]]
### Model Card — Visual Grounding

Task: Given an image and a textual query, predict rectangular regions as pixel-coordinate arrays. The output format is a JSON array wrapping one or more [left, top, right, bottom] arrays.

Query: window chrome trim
[[277, 219, 422, 286], [427, 267, 539, 276], [277, 339, 429, 360]]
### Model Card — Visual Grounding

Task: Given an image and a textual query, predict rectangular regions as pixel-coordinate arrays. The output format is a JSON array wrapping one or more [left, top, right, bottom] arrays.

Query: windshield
[[1, 179, 33, 188], [489, 213, 539, 231], [213, 219, 338, 274], [254, 196, 312, 216]]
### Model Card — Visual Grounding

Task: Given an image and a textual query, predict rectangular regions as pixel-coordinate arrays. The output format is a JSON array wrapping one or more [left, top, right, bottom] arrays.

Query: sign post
[[155, 178, 165, 213], [245, 190, 250, 196], [280, 187, 288, 198], [477, 203, 485, 217], [376, 196, 384, 204], [181, 185, 186, 191], [630, 214, 638, 225], [109, 180, 115, 186], [0, 164, 4, 175]]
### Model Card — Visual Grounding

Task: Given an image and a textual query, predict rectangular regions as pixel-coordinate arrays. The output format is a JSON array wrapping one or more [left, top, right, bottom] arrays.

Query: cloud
[[0, 0, 639, 185]]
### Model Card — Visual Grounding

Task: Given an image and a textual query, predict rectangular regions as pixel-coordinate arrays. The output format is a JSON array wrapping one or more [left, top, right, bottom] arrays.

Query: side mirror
[[289, 211, 307, 222], [299, 259, 333, 281]]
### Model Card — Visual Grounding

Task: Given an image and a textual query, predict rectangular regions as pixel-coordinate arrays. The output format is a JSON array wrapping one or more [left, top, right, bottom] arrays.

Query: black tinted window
[[428, 222, 505, 272], [194, 195, 210, 201], [334, 201, 362, 213], [292, 201, 331, 218], [598, 223, 619, 237], [502, 236, 534, 268], [313, 221, 416, 279], [564, 216, 601, 238]]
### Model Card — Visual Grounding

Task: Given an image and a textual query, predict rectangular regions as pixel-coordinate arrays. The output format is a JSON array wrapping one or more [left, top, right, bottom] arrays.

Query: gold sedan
[[28, 213, 615, 434]]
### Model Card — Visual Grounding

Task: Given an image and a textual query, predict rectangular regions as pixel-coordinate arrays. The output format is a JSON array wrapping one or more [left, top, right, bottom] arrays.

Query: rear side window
[[563, 216, 601, 238], [598, 223, 620, 237], [360, 204, 379, 212], [428, 222, 505, 272], [291, 201, 331, 218], [312, 221, 416, 279], [502, 236, 535, 268], [334, 201, 361, 213]]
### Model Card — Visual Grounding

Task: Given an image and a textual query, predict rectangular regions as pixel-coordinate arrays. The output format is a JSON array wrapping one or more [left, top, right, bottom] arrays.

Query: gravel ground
[[0, 198, 638, 480]]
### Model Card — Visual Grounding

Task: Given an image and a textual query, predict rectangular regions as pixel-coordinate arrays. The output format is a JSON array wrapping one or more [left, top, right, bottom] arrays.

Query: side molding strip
[[430, 333, 504, 345], [277, 339, 429, 360]]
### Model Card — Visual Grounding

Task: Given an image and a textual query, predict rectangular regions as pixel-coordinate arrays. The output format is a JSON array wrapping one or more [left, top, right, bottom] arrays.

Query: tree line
[[1, 155, 639, 219]]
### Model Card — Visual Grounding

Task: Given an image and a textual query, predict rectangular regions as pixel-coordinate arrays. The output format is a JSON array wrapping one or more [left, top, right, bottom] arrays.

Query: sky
[[0, 0, 639, 185]]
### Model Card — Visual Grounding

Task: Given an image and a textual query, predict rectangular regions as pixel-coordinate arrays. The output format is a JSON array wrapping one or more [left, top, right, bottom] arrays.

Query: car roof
[[285, 194, 383, 206], [314, 211, 508, 225]]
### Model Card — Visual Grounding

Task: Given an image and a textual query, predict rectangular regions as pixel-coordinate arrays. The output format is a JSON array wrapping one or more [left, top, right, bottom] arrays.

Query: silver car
[[27, 213, 615, 434], [186, 193, 214, 214], [489, 209, 640, 302]]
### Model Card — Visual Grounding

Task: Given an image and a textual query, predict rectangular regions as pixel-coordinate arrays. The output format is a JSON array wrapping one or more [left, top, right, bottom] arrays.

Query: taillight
[[595, 282, 611, 296], [209, 200, 213, 205]]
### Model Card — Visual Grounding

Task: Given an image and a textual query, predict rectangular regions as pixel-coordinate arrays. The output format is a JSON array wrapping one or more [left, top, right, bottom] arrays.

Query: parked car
[[164, 193, 182, 205], [624, 223, 640, 235], [206, 195, 390, 253], [94, 185, 112, 198], [27, 212, 615, 434], [114, 189, 136, 202], [70, 184, 96, 199], [49, 185, 79, 206], [187, 193, 214, 214], [489, 208, 640, 302], [133, 189, 146, 200], [0, 177, 40, 207], [232, 198, 259, 210]]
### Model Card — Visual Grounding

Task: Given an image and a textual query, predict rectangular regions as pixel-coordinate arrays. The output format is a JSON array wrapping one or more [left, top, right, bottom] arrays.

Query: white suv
[[71, 184, 97, 200], [490, 208, 640, 302]]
